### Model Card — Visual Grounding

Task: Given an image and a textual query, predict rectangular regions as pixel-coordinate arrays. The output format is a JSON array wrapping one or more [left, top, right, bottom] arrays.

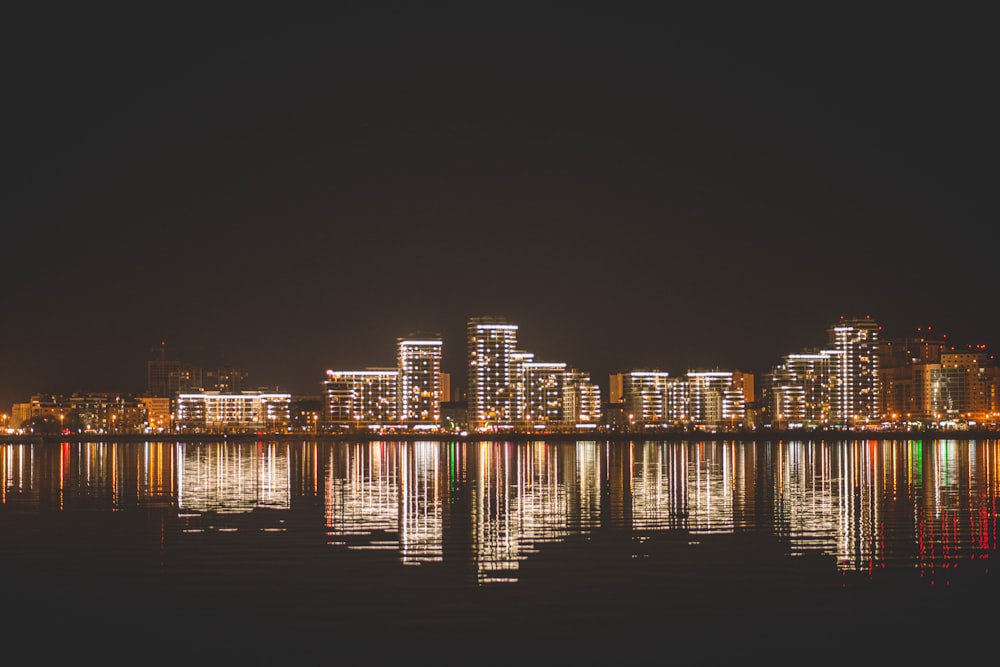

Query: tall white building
[[522, 361, 566, 425], [510, 351, 536, 422], [828, 316, 880, 426], [687, 370, 745, 429], [622, 371, 672, 426], [467, 317, 519, 428], [784, 352, 833, 427], [564, 369, 602, 425], [397, 337, 443, 426]]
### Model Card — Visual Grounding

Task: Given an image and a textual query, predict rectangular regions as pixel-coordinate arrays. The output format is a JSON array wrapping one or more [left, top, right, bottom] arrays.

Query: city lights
[[3, 314, 999, 438]]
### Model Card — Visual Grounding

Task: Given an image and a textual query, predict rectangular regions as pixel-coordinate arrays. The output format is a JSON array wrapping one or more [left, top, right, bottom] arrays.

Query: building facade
[[174, 391, 291, 433], [467, 317, 519, 428], [397, 337, 443, 427], [828, 316, 880, 427]]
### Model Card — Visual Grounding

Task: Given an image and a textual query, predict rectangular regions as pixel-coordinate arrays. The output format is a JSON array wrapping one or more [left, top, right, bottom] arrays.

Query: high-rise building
[[510, 351, 535, 422], [828, 316, 880, 426], [205, 366, 249, 393], [763, 367, 806, 427], [923, 351, 989, 423], [467, 316, 519, 428], [784, 352, 832, 427], [564, 369, 602, 425], [686, 370, 744, 429], [522, 361, 566, 425], [397, 337, 443, 426], [621, 371, 672, 426]]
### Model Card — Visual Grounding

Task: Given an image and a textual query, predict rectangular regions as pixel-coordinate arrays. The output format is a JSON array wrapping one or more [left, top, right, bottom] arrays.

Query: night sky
[[3, 6, 995, 409]]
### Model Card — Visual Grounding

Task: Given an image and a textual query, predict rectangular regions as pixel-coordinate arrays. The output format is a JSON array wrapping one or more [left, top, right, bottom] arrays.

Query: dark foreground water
[[2, 438, 996, 663]]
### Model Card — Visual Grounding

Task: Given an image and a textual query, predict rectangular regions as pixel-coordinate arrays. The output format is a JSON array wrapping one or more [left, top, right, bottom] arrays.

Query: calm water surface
[[2, 438, 996, 662]]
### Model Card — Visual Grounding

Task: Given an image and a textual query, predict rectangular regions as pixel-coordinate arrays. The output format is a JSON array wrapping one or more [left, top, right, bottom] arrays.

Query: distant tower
[[147, 341, 181, 398], [467, 316, 519, 429], [828, 315, 880, 427], [397, 336, 443, 426]]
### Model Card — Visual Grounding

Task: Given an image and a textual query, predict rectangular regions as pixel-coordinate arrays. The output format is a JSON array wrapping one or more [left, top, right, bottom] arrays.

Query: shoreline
[[3, 428, 1000, 445]]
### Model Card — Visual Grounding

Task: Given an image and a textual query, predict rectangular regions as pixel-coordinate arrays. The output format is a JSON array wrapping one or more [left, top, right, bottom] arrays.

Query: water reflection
[[2, 438, 996, 587]]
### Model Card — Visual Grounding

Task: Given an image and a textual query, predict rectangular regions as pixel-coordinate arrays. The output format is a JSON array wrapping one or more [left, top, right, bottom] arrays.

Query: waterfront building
[[564, 369, 601, 425], [784, 352, 832, 427], [138, 396, 172, 432], [921, 351, 989, 424], [467, 316, 519, 429], [665, 377, 689, 425], [621, 371, 671, 427], [762, 367, 806, 428], [876, 329, 1000, 426], [878, 330, 948, 424], [174, 391, 291, 433], [521, 360, 566, 425], [322, 369, 398, 426], [397, 336, 443, 427], [827, 316, 880, 427], [686, 370, 744, 429], [510, 351, 536, 423]]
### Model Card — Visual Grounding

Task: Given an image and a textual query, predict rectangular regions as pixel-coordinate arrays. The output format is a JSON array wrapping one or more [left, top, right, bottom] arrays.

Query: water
[[2, 438, 996, 662]]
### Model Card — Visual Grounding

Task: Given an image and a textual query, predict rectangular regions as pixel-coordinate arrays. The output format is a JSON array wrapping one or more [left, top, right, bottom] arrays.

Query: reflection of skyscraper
[[828, 316, 880, 426], [397, 337, 443, 426], [467, 317, 519, 428]]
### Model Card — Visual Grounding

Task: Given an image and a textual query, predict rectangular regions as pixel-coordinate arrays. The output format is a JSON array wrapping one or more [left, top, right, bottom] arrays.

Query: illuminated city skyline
[[5, 313, 999, 434]]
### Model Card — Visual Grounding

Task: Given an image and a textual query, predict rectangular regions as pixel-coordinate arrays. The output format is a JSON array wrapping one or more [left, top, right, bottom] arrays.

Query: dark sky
[[2, 5, 996, 409]]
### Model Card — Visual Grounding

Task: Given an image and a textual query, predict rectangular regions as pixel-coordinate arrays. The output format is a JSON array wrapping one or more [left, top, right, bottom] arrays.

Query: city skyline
[[3, 8, 994, 417], [5, 310, 995, 400], [7, 312, 1000, 434]]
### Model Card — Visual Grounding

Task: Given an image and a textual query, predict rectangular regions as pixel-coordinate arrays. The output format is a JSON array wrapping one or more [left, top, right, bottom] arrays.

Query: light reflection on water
[[1, 438, 997, 660], [3, 438, 995, 580]]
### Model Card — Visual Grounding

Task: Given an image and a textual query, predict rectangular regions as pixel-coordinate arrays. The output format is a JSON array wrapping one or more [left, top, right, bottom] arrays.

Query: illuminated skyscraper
[[397, 336, 443, 426], [686, 370, 744, 429], [467, 316, 519, 428], [828, 316, 880, 426], [510, 351, 535, 422], [564, 369, 601, 425], [522, 361, 566, 424], [784, 352, 832, 426], [622, 371, 672, 426]]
